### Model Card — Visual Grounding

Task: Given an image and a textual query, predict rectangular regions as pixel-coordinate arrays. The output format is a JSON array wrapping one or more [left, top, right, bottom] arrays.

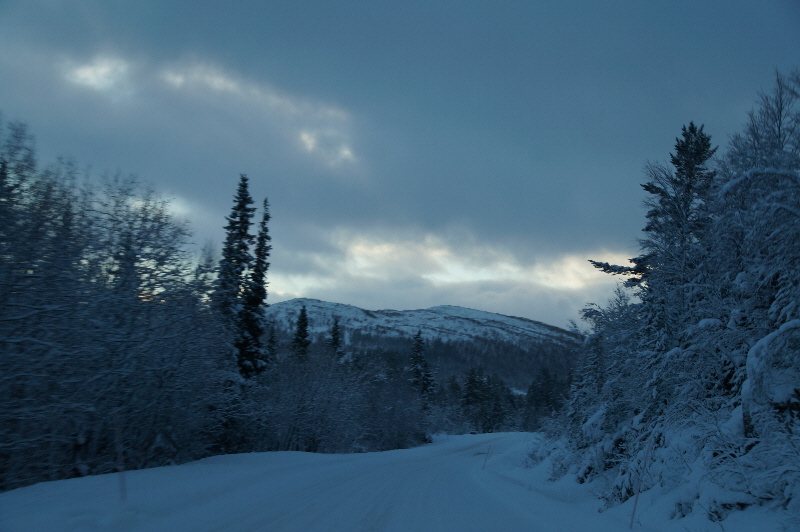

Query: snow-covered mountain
[[266, 298, 577, 347], [265, 298, 580, 389]]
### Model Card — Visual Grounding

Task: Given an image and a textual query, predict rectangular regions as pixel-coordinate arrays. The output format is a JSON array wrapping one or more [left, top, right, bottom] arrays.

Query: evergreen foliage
[[213, 175, 270, 378], [0, 113, 540, 491], [213, 175, 255, 323], [291, 305, 311, 362], [461, 368, 496, 432], [0, 120, 232, 491], [235, 199, 271, 377], [561, 70, 800, 519], [327, 316, 343, 357], [407, 330, 434, 398]]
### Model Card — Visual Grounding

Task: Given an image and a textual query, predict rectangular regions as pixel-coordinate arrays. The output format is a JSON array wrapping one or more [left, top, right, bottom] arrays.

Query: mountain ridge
[[264, 298, 580, 389], [265, 298, 578, 347]]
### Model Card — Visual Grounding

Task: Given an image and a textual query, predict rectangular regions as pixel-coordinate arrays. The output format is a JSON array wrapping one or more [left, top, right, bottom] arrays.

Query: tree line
[[0, 132, 232, 490], [0, 121, 561, 492], [552, 70, 800, 518]]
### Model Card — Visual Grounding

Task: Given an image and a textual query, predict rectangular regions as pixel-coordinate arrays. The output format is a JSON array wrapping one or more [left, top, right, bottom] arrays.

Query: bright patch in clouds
[[269, 228, 631, 323], [61, 54, 358, 168], [338, 231, 625, 291], [531, 254, 627, 291], [279, 229, 628, 293], [64, 56, 131, 96], [273, 271, 337, 299], [160, 63, 358, 168], [299, 129, 356, 166]]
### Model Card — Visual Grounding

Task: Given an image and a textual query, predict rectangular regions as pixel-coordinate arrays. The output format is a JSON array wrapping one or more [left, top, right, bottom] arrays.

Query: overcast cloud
[[1, 1, 798, 327]]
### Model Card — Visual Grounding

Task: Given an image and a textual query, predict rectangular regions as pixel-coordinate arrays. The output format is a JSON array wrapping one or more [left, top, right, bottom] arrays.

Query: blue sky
[[1, 1, 798, 326]]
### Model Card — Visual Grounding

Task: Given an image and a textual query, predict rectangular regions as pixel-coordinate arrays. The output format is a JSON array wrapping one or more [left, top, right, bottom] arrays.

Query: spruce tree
[[212, 174, 255, 325], [576, 124, 718, 495], [212, 174, 271, 378], [590, 123, 716, 346], [408, 330, 434, 398], [462, 367, 490, 432], [265, 322, 278, 363], [235, 198, 271, 377], [328, 316, 343, 357], [291, 305, 310, 362], [560, 72, 800, 513]]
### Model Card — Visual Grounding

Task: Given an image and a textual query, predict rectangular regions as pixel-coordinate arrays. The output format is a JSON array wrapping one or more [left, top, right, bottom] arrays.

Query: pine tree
[[576, 123, 718, 496], [235, 198, 271, 377], [591, 123, 716, 351], [328, 316, 343, 357], [407, 330, 434, 398], [462, 367, 490, 432], [590, 122, 716, 305], [212, 175, 272, 378], [291, 305, 310, 362], [266, 322, 278, 363], [559, 71, 800, 515], [212, 174, 255, 325]]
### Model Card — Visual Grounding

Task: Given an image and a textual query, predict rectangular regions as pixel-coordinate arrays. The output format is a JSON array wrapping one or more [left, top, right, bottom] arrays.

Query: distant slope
[[265, 298, 580, 389], [266, 298, 578, 347]]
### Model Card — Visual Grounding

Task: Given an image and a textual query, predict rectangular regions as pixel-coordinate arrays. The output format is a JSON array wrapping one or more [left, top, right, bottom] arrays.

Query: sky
[[1, 1, 798, 328]]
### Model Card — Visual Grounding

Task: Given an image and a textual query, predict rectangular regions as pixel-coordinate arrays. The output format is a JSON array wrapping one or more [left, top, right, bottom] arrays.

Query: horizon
[[267, 296, 577, 330]]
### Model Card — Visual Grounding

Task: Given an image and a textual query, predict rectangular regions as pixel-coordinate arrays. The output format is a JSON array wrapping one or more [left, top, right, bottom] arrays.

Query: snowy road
[[2, 432, 639, 532]]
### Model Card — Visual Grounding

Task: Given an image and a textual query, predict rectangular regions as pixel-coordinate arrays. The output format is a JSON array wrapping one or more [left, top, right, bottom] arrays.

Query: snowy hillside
[[265, 298, 580, 389], [267, 298, 577, 349]]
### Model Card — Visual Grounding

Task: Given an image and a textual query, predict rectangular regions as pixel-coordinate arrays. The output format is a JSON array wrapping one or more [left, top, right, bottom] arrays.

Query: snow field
[[1, 432, 794, 531]]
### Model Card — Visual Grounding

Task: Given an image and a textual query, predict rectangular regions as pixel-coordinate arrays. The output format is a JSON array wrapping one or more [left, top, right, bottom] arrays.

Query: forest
[[0, 141, 554, 491], [1, 69, 798, 521], [552, 70, 800, 518]]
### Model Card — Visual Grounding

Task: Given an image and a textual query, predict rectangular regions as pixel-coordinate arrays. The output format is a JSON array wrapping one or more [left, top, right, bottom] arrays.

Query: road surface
[[1, 432, 635, 531]]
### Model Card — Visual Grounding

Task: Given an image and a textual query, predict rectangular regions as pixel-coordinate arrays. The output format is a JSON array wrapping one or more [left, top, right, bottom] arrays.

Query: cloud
[[298, 128, 357, 166], [2, 13, 672, 327], [158, 62, 359, 169], [326, 229, 628, 292], [56, 52, 360, 171], [63, 55, 133, 99], [268, 226, 631, 325]]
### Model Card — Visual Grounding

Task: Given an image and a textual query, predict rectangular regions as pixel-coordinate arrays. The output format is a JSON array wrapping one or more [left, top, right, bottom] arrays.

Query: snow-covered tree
[[407, 330, 434, 399], [328, 316, 343, 358], [213, 175, 255, 324], [560, 71, 800, 519], [702, 70, 800, 510], [236, 198, 271, 377], [291, 305, 311, 362], [212, 175, 270, 378], [0, 119, 232, 491]]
